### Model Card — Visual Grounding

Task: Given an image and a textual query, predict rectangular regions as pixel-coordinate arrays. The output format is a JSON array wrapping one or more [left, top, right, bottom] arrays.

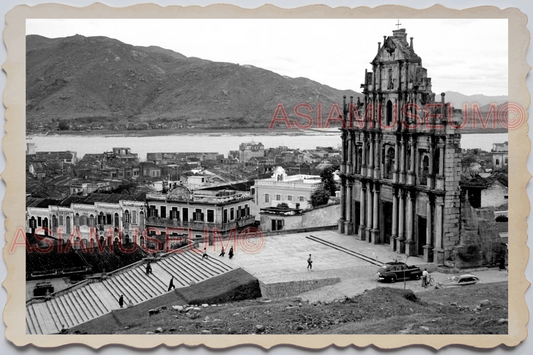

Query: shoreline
[[27, 127, 507, 139]]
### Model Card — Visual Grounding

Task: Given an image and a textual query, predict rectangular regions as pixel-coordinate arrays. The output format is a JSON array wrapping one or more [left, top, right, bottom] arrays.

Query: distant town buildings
[[491, 141, 508, 169], [239, 142, 265, 162]]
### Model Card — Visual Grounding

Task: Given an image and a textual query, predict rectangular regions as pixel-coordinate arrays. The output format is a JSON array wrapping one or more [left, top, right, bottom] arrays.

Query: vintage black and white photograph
[[16, 11, 521, 342]]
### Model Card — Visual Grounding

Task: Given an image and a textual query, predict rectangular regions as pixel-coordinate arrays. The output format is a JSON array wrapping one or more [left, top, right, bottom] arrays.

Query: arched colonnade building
[[338, 28, 462, 264]]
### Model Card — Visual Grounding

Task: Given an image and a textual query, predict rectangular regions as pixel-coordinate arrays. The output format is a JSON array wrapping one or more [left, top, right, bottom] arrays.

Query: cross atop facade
[[395, 19, 402, 30]]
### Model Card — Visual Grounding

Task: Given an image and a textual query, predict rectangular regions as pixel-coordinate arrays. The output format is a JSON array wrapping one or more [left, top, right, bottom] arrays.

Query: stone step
[[162, 257, 194, 285], [26, 306, 40, 335], [50, 297, 72, 330], [180, 252, 218, 279], [53, 296, 75, 329], [120, 269, 156, 300], [158, 258, 190, 287], [32, 302, 59, 334], [44, 300, 63, 333], [89, 282, 120, 311], [59, 293, 82, 326]]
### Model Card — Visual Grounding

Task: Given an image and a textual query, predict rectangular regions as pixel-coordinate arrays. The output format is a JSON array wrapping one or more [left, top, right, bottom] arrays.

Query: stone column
[[374, 135, 381, 179], [371, 184, 380, 244], [428, 139, 435, 189], [398, 190, 405, 253], [399, 137, 406, 184], [350, 131, 356, 174], [406, 191, 417, 256], [436, 140, 445, 190], [344, 181, 353, 235], [368, 133, 374, 178], [390, 188, 398, 251], [423, 200, 433, 262], [366, 183, 373, 242], [407, 136, 416, 185], [434, 197, 445, 265], [393, 140, 400, 183], [361, 134, 367, 176], [347, 132, 353, 175], [359, 184, 366, 240], [341, 131, 347, 173], [338, 178, 346, 234]]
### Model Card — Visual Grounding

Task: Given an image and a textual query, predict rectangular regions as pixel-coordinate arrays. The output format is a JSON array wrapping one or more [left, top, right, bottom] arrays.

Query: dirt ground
[[72, 281, 507, 335]]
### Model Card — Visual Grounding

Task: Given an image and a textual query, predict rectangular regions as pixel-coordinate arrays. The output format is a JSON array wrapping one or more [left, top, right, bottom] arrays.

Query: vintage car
[[376, 262, 423, 283], [439, 274, 480, 288]]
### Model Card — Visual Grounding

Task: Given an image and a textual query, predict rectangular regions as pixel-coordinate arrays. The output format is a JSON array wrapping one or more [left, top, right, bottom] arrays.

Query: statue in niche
[[387, 68, 394, 90]]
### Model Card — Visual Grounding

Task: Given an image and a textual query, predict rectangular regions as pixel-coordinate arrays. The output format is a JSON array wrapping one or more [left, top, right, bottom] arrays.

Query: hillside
[[26, 34, 361, 128], [69, 282, 508, 335], [444, 91, 507, 110]]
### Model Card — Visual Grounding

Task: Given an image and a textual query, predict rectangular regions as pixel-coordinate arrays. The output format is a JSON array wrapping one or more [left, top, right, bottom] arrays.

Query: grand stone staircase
[[26, 250, 233, 334]]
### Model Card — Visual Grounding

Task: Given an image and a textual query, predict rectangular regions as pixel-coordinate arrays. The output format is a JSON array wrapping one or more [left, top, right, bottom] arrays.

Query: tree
[[310, 187, 330, 207], [320, 165, 338, 196]]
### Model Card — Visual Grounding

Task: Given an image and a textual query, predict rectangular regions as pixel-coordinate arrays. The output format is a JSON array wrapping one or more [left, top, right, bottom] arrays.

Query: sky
[[26, 18, 508, 96]]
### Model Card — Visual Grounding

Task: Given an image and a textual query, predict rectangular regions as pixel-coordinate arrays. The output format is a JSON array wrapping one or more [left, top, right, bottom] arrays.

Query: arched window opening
[[356, 147, 363, 174], [421, 155, 430, 185], [384, 147, 395, 179], [386, 100, 393, 126]]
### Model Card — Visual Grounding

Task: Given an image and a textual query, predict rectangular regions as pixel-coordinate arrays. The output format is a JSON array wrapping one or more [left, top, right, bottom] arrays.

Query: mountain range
[[26, 34, 507, 127], [26, 34, 361, 128]]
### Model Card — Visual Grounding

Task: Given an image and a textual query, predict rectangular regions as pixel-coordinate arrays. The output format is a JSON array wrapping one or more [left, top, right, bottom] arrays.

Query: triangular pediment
[[371, 33, 421, 65]]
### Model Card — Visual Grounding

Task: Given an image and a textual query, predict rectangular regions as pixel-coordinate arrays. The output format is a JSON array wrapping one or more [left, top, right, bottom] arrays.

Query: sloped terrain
[[26, 34, 361, 126], [68, 282, 507, 335]]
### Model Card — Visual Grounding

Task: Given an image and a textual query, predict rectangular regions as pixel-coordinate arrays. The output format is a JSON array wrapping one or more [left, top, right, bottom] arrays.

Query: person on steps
[[219, 247, 225, 257], [118, 294, 124, 308], [168, 276, 176, 291], [307, 254, 313, 270], [202, 249, 209, 260], [228, 246, 234, 259], [145, 261, 152, 275]]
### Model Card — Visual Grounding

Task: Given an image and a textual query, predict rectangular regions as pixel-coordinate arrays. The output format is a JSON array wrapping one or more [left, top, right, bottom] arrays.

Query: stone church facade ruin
[[338, 28, 462, 264]]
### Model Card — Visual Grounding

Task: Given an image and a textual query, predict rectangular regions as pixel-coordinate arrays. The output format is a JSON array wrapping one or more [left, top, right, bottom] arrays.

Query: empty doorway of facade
[[417, 216, 427, 256], [382, 201, 393, 245]]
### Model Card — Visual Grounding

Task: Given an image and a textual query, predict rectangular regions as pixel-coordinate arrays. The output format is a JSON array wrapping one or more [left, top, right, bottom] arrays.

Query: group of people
[[203, 246, 234, 259]]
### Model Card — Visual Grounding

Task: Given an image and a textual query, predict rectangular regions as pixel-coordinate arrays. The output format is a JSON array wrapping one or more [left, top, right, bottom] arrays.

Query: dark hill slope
[[26, 34, 361, 125]]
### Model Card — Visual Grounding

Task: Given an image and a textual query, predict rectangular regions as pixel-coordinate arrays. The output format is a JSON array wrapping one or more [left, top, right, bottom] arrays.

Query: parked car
[[377, 262, 423, 283], [439, 274, 480, 288]]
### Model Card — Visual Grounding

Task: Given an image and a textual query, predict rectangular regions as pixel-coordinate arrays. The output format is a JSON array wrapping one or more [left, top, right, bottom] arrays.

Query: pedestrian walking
[[168, 276, 176, 291], [118, 294, 124, 308], [422, 268, 429, 287], [219, 247, 225, 257], [499, 254, 506, 271], [145, 261, 152, 275], [307, 254, 313, 270], [228, 246, 234, 259], [202, 249, 209, 260]]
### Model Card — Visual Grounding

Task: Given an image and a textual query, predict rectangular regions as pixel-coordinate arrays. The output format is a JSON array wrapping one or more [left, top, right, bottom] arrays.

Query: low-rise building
[[251, 166, 322, 216], [491, 141, 508, 169], [145, 185, 255, 240], [239, 142, 265, 162]]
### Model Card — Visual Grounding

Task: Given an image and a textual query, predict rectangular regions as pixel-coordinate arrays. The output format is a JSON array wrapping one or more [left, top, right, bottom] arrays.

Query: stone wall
[[442, 134, 462, 261], [452, 197, 506, 269], [259, 277, 341, 299], [259, 203, 340, 232]]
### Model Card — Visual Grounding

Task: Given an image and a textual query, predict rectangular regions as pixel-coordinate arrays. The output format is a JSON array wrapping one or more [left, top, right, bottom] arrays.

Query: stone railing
[[146, 215, 256, 232]]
